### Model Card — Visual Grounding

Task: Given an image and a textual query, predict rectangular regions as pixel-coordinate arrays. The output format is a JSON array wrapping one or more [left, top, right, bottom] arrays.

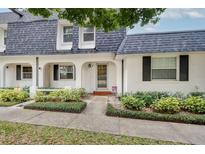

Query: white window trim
[[0, 26, 7, 52], [21, 65, 32, 80], [79, 27, 96, 49], [151, 56, 177, 81], [62, 26, 73, 44], [56, 21, 73, 50], [59, 65, 74, 80]]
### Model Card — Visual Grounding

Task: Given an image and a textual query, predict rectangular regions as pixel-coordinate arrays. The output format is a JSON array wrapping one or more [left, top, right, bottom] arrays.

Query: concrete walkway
[[0, 96, 205, 144]]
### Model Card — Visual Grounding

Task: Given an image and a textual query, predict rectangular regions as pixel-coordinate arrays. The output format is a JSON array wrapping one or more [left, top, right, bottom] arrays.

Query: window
[[59, 65, 74, 79], [83, 27, 95, 42], [152, 57, 176, 80], [22, 66, 32, 79], [63, 26, 73, 43], [4, 30, 7, 45]]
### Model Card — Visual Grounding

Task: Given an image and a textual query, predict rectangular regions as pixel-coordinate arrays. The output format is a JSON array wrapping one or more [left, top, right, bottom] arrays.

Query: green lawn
[[0, 121, 182, 145], [0, 102, 20, 107]]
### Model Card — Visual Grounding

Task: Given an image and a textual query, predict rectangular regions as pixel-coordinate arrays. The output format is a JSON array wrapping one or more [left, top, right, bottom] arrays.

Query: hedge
[[24, 102, 87, 113], [106, 103, 205, 125], [0, 102, 21, 107]]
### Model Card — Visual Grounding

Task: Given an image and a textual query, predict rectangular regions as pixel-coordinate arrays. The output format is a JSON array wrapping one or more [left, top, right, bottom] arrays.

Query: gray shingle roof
[[117, 30, 205, 54], [0, 11, 58, 24], [1, 12, 205, 55]]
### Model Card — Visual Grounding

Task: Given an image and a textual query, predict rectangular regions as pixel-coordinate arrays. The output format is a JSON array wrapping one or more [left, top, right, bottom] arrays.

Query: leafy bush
[[23, 86, 30, 94], [35, 88, 86, 102], [77, 88, 87, 97], [151, 97, 181, 114], [0, 89, 29, 103], [121, 95, 145, 111], [181, 96, 205, 114], [124, 91, 170, 107], [171, 92, 185, 100], [24, 101, 87, 113], [34, 91, 55, 102], [189, 92, 205, 98], [106, 103, 205, 125]]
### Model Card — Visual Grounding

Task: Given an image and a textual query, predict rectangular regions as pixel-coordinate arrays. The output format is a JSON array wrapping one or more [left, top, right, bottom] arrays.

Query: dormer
[[79, 27, 95, 49], [56, 20, 73, 50], [0, 24, 7, 52]]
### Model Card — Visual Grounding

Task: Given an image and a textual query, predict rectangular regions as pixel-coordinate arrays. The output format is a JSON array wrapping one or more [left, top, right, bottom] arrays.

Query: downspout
[[36, 57, 39, 87], [122, 59, 124, 95]]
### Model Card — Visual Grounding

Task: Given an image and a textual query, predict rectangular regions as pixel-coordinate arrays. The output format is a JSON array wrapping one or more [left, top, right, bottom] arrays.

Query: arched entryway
[[3, 63, 33, 88], [42, 62, 76, 88]]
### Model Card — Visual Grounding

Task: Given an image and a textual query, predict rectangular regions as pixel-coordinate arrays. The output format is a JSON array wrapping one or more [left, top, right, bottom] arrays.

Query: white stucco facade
[[0, 52, 205, 95], [0, 27, 6, 52], [121, 52, 205, 94]]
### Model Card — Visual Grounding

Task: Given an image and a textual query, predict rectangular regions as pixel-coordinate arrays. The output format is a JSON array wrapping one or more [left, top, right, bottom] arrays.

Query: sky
[[1, 8, 205, 34]]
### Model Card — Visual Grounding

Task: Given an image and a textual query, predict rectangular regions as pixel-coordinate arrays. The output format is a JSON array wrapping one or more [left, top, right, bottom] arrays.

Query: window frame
[[59, 65, 74, 80], [22, 66, 32, 80], [151, 57, 177, 81], [82, 27, 95, 42], [62, 26, 73, 43], [79, 27, 96, 49], [4, 30, 7, 45]]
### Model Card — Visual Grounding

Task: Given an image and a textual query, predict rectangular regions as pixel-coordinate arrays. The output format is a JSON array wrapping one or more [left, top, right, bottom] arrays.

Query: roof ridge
[[127, 29, 205, 36], [117, 36, 128, 53], [0, 12, 15, 15]]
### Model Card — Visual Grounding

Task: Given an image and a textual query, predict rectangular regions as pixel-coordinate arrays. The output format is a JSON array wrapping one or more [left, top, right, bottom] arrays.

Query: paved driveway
[[0, 96, 205, 144]]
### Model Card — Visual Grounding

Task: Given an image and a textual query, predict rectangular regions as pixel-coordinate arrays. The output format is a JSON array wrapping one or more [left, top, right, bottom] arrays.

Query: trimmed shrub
[[181, 96, 205, 114], [24, 102, 87, 113], [124, 91, 170, 107], [77, 88, 87, 97], [49, 89, 81, 102], [152, 97, 181, 114], [171, 92, 185, 100], [35, 88, 85, 103], [0, 89, 29, 103], [189, 92, 205, 98], [121, 95, 145, 111], [106, 103, 205, 125]]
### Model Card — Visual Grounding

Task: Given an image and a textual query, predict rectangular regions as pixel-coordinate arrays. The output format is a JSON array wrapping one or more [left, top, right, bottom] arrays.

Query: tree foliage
[[27, 8, 165, 31]]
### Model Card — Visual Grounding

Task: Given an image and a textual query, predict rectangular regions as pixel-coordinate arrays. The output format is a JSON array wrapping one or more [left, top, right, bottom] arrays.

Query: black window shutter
[[180, 55, 189, 81], [16, 65, 21, 80], [53, 64, 59, 80], [143, 56, 151, 81]]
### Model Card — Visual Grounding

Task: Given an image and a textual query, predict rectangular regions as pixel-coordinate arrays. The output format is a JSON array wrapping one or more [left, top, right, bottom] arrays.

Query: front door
[[97, 64, 107, 89]]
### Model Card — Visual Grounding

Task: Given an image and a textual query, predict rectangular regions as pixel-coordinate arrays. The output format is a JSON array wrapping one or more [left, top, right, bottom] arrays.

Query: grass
[[0, 102, 21, 107], [106, 103, 205, 125], [0, 121, 182, 144], [24, 102, 87, 113]]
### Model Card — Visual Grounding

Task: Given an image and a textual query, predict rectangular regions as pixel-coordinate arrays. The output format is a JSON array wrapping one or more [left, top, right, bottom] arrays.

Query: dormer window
[[79, 27, 95, 49], [4, 30, 7, 45], [0, 26, 7, 52], [63, 26, 72, 43], [56, 20, 73, 50], [83, 27, 94, 42]]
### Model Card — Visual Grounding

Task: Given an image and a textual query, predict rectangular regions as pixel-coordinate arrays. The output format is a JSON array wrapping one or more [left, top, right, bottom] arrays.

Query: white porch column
[[75, 62, 83, 88], [30, 62, 37, 97], [0, 64, 5, 88], [38, 64, 44, 88], [115, 60, 122, 95]]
